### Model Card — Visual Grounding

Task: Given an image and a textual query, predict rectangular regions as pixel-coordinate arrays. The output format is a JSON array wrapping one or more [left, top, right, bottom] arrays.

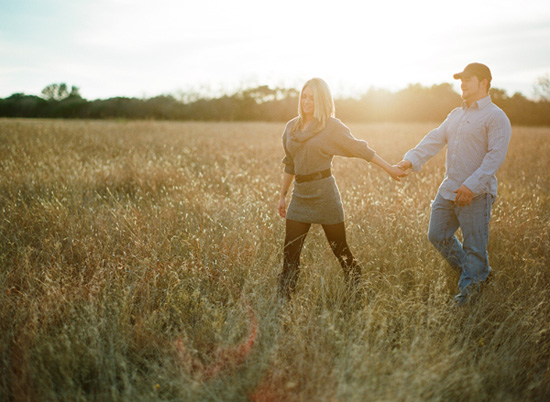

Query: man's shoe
[[454, 284, 482, 307], [454, 292, 469, 307]]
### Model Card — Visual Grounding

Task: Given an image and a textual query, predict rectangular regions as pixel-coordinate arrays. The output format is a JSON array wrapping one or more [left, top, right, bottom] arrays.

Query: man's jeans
[[428, 192, 494, 295]]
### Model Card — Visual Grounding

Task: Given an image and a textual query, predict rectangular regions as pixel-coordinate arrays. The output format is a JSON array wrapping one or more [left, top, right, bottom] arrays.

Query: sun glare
[[2, 0, 548, 99], [259, 2, 459, 96]]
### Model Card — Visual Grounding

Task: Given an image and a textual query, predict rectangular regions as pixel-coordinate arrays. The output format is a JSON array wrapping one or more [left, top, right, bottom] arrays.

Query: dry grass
[[1, 118, 549, 401]]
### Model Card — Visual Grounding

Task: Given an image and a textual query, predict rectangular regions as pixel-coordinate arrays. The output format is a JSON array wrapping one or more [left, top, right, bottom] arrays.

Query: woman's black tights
[[277, 219, 362, 300]]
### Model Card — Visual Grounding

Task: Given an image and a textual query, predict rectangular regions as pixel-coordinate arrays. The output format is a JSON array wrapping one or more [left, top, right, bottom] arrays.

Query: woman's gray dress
[[282, 117, 376, 225]]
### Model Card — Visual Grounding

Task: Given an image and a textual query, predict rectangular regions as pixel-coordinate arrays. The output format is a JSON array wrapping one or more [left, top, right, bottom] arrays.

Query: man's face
[[460, 75, 487, 103]]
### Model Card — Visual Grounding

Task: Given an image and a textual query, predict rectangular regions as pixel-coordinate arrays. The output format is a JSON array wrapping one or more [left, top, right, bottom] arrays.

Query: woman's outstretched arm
[[370, 154, 408, 181]]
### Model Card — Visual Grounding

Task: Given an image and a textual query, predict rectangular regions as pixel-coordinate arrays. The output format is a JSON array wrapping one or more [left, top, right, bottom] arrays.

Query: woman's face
[[301, 86, 315, 118]]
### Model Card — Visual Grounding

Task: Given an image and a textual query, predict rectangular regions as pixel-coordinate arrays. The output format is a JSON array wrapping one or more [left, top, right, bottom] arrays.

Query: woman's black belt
[[295, 168, 332, 183]]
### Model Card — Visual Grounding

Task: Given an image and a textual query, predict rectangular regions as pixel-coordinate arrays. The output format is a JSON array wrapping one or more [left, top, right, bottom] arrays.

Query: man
[[398, 63, 512, 306]]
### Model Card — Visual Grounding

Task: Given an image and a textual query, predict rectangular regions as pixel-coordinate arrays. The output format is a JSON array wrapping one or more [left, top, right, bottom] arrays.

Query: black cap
[[453, 63, 492, 81]]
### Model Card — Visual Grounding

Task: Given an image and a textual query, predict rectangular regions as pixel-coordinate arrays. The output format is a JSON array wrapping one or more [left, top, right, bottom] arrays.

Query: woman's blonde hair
[[292, 78, 335, 133]]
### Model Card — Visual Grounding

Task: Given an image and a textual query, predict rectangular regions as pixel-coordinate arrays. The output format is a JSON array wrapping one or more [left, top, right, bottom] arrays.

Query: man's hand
[[387, 165, 408, 181], [454, 185, 474, 207], [397, 160, 412, 171]]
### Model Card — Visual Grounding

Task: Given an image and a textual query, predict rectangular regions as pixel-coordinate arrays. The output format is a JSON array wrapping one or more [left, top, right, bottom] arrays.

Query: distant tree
[[1, 82, 549, 124], [490, 88, 508, 102], [69, 85, 81, 98], [0, 93, 47, 117], [534, 74, 550, 101], [240, 85, 278, 103], [41, 83, 80, 101], [144, 95, 182, 119]]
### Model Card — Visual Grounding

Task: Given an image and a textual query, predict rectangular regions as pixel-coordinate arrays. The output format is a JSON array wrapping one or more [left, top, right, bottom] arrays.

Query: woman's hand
[[371, 154, 407, 181], [278, 173, 294, 218], [278, 196, 287, 218], [387, 165, 408, 181]]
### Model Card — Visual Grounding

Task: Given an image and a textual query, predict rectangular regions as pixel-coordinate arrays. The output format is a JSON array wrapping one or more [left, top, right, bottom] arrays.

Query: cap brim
[[453, 72, 470, 79]]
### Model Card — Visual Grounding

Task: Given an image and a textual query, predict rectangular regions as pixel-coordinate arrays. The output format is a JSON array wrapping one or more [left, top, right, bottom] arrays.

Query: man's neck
[[465, 93, 488, 108]]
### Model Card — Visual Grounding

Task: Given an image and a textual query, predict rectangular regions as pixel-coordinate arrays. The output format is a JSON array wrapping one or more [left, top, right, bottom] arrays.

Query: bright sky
[[1, 0, 549, 100]]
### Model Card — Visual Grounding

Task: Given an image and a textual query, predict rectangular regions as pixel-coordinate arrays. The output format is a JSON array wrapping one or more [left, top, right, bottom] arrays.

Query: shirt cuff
[[403, 152, 421, 172], [463, 176, 481, 195]]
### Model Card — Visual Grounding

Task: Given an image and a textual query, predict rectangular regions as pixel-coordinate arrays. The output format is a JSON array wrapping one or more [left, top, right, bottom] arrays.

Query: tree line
[[1, 81, 550, 126]]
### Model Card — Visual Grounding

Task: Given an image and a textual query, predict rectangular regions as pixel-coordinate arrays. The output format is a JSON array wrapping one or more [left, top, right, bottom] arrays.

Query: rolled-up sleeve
[[463, 111, 511, 194], [404, 115, 450, 172], [281, 133, 295, 175]]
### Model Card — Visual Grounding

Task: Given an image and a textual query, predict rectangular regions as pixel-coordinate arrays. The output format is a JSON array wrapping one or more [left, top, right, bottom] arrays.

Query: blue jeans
[[428, 192, 494, 295]]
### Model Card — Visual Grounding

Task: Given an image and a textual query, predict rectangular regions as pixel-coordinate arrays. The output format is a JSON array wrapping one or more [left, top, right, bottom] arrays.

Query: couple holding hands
[[277, 63, 512, 307]]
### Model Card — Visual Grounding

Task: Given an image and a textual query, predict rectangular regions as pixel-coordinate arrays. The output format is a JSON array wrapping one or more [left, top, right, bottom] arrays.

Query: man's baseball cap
[[453, 63, 492, 81]]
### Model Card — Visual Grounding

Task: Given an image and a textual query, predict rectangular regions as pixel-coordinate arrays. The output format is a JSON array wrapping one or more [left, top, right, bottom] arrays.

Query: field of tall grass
[[1, 118, 549, 401]]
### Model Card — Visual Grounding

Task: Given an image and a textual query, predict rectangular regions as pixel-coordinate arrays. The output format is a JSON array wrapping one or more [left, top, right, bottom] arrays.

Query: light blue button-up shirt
[[404, 95, 511, 200]]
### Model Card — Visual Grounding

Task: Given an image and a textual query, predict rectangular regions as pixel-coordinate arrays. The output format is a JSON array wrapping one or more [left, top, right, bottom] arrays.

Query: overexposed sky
[[1, 0, 549, 100]]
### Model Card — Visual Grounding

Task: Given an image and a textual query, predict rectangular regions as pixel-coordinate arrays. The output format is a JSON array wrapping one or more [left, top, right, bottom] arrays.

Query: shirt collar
[[462, 95, 492, 110]]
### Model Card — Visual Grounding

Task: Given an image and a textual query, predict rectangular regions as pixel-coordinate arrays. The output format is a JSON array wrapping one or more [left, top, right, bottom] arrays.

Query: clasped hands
[[385, 159, 410, 182], [392, 160, 474, 207]]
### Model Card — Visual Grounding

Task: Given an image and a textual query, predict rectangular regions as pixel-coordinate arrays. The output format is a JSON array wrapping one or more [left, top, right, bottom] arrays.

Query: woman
[[277, 78, 404, 300]]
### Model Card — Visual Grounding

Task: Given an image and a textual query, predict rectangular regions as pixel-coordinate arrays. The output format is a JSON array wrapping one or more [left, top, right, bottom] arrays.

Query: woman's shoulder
[[327, 117, 344, 126], [286, 116, 300, 126], [283, 117, 300, 133], [286, 116, 300, 127], [326, 117, 350, 133]]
